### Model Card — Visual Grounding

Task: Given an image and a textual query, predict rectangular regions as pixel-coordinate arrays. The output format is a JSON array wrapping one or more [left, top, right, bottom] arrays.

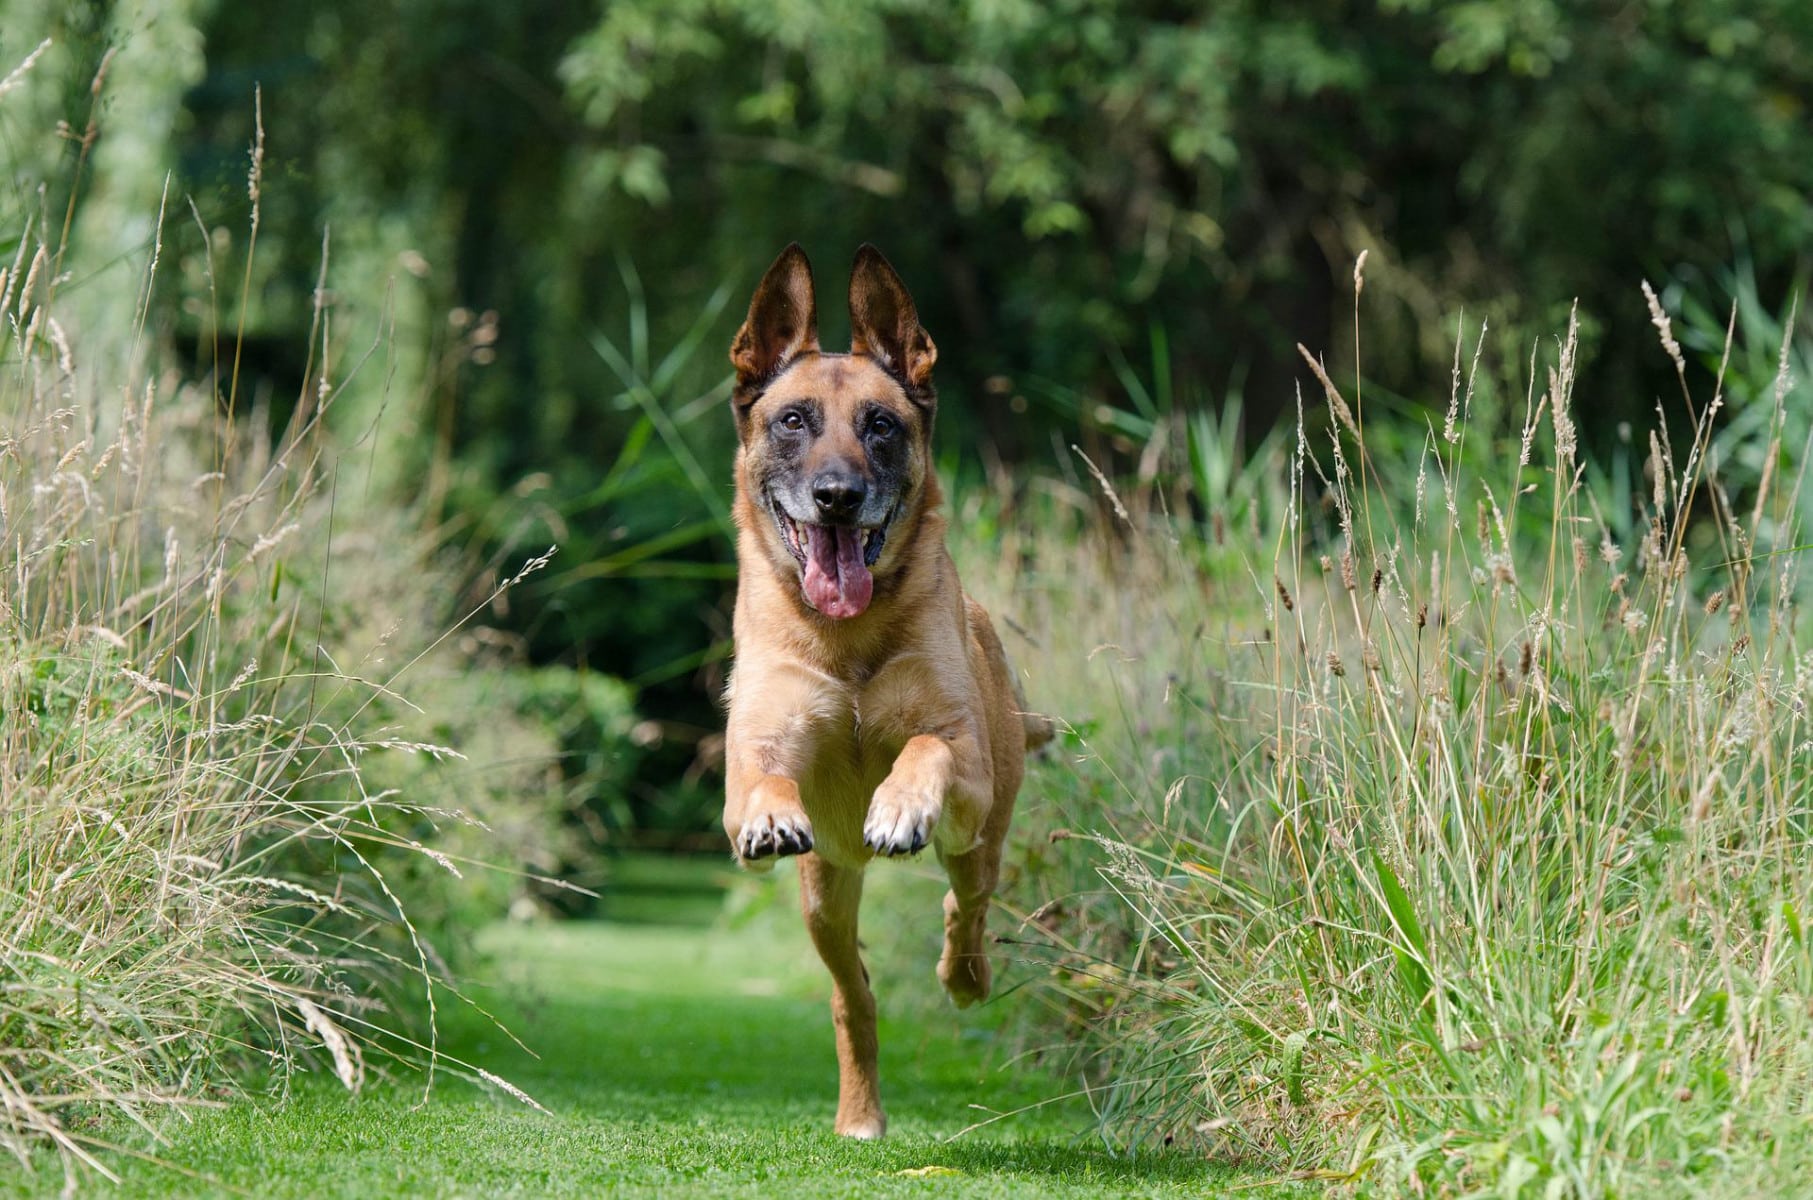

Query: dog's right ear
[[730, 244, 819, 405]]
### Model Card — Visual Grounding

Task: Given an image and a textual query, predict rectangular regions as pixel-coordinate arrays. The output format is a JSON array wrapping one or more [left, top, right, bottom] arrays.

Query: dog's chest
[[795, 689, 905, 865]]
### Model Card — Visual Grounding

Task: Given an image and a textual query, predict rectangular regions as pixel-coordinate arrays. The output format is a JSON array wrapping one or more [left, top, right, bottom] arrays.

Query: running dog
[[721, 243, 1049, 1138]]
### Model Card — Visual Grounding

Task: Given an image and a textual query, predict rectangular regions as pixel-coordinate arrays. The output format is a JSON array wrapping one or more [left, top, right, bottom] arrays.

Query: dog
[[721, 243, 1050, 1139]]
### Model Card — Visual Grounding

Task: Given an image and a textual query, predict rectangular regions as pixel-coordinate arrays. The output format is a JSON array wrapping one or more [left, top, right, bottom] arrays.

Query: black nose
[[812, 473, 867, 521]]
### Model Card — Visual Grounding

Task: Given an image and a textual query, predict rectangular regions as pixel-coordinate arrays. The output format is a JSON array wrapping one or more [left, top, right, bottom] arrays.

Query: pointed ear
[[730, 243, 819, 395], [848, 244, 936, 392]]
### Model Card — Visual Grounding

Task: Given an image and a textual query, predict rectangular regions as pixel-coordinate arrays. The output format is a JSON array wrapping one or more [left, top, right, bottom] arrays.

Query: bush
[[961, 277, 1813, 1195], [0, 52, 590, 1183]]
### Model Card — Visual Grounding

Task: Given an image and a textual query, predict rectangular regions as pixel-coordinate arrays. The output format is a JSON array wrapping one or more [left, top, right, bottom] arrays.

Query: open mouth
[[768, 496, 893, 620]]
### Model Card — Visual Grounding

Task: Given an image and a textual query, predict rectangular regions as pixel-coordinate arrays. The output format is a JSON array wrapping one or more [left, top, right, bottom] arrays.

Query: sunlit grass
[[7, 914, 1259, 1198]]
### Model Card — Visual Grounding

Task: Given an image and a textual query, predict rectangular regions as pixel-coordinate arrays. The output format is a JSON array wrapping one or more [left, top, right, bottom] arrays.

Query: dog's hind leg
[[935, 841, 1001, 1008], [797, 854, 885, 1138]]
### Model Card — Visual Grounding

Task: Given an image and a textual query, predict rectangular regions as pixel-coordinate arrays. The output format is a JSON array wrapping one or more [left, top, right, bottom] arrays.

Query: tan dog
[[721, 244, 1049, 1138]]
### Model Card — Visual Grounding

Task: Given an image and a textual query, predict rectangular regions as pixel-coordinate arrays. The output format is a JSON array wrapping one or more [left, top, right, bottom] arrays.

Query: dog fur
[[721, 243, 1049, 1138]]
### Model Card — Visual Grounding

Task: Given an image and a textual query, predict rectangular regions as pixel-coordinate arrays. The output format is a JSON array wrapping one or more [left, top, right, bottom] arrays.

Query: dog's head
[[729, 244, 937, 621]]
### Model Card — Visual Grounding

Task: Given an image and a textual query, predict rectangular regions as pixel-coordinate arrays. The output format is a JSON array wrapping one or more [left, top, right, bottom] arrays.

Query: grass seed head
[[1643, 279, 1687, 375]]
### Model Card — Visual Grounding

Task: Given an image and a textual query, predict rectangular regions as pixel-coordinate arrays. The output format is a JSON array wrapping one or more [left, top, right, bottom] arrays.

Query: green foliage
[[556, 0, 1813, 425], [51, 0, 1809, 846], [940, 283, 1813, 1195]]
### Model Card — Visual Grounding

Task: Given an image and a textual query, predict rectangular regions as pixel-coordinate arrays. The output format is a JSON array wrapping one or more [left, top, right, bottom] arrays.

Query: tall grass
[[0, 52, 563, 1185], [958, 272, 1813, 1195]]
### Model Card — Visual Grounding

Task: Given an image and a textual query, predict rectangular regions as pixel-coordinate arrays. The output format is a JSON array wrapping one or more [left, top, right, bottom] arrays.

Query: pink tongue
[[802, 525, 873, 619]]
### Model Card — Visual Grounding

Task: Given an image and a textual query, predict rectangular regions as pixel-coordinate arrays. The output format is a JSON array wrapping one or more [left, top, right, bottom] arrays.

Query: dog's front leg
[[724, 766, 814, 869], [723, 739, 813, 872], [863, 728, 991, 858], [723, 667, 829, 869], [865, 729, 1002, 1005]]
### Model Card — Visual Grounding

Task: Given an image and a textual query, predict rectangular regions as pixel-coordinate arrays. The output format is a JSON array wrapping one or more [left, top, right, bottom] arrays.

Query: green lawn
[[9, 870, 1276, 1198]]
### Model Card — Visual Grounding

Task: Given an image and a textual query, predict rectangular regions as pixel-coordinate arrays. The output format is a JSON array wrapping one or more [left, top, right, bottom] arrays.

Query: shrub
[[0, 52, 580, 1184], [963, 278, 1813, 1195]]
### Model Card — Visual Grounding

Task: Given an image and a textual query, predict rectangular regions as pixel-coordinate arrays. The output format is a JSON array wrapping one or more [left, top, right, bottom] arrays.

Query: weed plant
[[954, 270, 1813, 1196], [0, 52, 563, 1186]]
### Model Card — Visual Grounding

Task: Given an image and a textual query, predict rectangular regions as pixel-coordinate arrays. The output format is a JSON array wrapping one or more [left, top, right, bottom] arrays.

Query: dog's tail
[[980, 601, 1055, 753], [1021, 706, 1056, 752], [1007, 659, 1056, 753]]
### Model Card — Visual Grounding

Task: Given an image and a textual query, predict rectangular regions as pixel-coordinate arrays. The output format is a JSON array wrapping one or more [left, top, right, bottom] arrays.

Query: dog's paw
[[863, 777, 942, 857], [734, 807, 814, 865], [835, 1112, 886, 1140], [937, 947, 992, 1008], [938, 891, 992, 1006]]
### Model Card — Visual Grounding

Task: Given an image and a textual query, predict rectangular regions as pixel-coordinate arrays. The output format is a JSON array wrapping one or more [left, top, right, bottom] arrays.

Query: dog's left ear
[[849, 245, 936, 394]]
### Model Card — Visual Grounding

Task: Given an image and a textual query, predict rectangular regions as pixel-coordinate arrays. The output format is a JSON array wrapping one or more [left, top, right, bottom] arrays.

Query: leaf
[[1374, 853, 1433, 1004], [587, 327, 734, 542], [1231, 1016, 1270, 1046], [1373, 852, 1428, 959], [1692, 989, 1729, 1026], [1392, 948, 1432, 1008], [895, 1165, 964, 1177], [1282, 1029, 1310, 1106]]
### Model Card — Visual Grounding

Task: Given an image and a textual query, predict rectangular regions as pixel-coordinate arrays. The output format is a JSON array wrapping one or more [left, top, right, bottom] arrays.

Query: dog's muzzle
[[768, 493, 895, 619]]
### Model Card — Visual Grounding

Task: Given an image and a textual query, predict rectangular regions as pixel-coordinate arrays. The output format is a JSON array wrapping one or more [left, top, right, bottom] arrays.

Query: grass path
[[12, 875, 1271, 1198]]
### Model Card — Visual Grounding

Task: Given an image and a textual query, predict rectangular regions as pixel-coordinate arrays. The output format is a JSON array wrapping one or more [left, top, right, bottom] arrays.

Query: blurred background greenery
[[7, 0, 1810, 862]]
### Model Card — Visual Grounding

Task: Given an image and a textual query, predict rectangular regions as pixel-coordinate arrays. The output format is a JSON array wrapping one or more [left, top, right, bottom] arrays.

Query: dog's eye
[[869, 415, 896, 439], [779, 411, 805, 432]]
